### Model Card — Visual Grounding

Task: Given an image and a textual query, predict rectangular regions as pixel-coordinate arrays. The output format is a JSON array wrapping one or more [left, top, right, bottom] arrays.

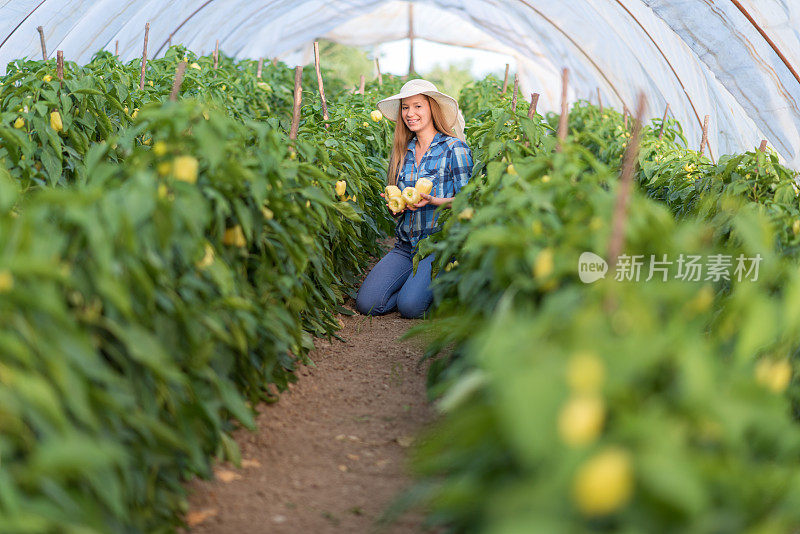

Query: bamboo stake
[[527, 93, 540, 119], [36, 26, 47, 60], [658, 103, 670, 140], [358, 74, 365, 95], [289, 66, 303, 141], [56, 51, 63, 85], [501, 63, 509, 93], [608, 92, 647, 269], [375, 58, 382, 86], [115, 40, 119, 58], [139, 22, 150, 90], [556, 68, 569, 151], [313, 42, 329, 122], [700, 114, 709, 157], [256, 57, 263, 78], [597, 88, 603, 112], [511, 73, 519, 112], [213, 39, 219, 69], [169, 61, 187, 101]]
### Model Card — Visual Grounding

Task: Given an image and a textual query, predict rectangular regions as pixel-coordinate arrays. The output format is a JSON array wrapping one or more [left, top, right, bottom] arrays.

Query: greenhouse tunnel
[[1, 0, 798, 168]]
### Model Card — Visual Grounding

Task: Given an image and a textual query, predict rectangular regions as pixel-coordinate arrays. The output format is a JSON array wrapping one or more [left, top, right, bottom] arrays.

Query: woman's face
[[401, 94, 434, 135]]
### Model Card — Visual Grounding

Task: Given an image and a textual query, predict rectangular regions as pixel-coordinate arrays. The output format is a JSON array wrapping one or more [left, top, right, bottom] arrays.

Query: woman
[[355, 79, 473, 319]]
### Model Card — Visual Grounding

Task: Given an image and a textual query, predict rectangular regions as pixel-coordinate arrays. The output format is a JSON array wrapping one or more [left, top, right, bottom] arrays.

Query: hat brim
[[378, 90, 459, 129]]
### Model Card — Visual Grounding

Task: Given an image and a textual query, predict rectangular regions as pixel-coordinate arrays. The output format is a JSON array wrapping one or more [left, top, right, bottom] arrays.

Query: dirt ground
[[184, 247, 440, 533]]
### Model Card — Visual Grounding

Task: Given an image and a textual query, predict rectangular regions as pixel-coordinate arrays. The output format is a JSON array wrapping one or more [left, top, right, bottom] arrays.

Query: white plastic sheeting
[[0, 1, 798, 168]]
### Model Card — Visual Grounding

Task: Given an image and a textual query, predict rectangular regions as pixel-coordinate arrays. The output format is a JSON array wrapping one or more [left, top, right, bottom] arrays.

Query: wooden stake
[[528, 93, 540, 119], [358, 74, 365, 95], [37, 26, 47, 60], [758, 139, 768, 152], [700, 114, 709, 157], [289, 66, 303, 141], [556, 68, 569, 150], [213, 39, 219, 69], [658, 103, 670, 140], [608, 92, 647, 269], [139, 22, 150, 90], [501, 63, 509, 93], [257, 57, 263, 78], [272, 57, 278, 67], [623, 106, 629, 129], [375, 58, 382, 86], [115, 40, 119, 58], [511, 73, 519, 112], [169, 61, 187, 101], [56, 50, 63, 83], [597, 88, 603, 112], [313, 42, 329, 122]]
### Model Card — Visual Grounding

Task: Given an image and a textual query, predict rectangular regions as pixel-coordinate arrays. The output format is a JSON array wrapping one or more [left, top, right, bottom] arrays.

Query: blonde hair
[[387, 95, 456, 186]]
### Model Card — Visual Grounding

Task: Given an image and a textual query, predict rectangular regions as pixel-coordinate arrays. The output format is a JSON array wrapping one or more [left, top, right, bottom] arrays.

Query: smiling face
[[401, 94, 435, 136]]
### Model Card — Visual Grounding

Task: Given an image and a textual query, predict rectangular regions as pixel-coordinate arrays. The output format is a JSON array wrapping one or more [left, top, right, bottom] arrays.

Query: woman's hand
[[408, 193, 454, 210]]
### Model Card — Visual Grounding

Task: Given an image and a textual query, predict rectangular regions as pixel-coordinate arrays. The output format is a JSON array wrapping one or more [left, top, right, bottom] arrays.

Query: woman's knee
[[356, 289, 388, 316], [396, 292, 430, 319]]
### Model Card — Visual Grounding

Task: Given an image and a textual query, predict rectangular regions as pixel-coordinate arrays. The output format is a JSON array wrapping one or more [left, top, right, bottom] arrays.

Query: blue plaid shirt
[[394, 132, 473, 247]]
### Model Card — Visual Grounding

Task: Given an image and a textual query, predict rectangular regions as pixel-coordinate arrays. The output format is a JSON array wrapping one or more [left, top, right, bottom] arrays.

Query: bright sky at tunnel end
[[374, 38, 517, 78]]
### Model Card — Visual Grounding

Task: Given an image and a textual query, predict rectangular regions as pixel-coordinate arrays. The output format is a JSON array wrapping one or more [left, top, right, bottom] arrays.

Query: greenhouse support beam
[[729, 0, 800, 87], [153, 0, 217, 59], [610, 0, 712, 160], [515, 0, 629, 113], [408, 2, 415, 74], [0, 0, 47, 54]]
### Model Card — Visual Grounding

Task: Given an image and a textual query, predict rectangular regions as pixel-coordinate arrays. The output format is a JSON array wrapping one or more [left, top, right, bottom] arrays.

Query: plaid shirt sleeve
[[444, 141, 474, 198]]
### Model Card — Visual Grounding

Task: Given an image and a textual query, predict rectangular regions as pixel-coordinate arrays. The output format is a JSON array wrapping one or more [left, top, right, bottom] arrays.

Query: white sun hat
[[377, 79, 466, 142]]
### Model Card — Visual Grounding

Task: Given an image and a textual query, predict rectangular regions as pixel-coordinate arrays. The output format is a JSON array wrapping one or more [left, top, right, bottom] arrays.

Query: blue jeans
[[356, 240, 435, 319]]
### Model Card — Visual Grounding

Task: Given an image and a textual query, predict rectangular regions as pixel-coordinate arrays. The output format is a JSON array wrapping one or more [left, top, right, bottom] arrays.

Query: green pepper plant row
[[565, 101, 800, 260], [0, 48, 402, 532], [400, 78, 800, 533]]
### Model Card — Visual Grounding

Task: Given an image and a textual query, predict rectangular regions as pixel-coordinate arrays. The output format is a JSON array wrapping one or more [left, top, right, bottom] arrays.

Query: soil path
[[184, 252, 437, 533]]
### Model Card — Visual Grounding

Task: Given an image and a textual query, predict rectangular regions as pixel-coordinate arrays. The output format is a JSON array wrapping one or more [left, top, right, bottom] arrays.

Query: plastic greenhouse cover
[[0, 0, 798, 168]]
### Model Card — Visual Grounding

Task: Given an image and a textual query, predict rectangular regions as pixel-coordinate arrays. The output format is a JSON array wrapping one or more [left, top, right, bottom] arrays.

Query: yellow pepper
[[415, 178, 433, 195], [385, 185, 402, 199], [370, 110, 383, 122], [388, 196, 406, 214], [572, 448, 634, 516], [335, 180, 347, 197], [13, 117, 24, 129], [0, 270, 13, 292], [172, 156, 198, 184], [558, 395, 605, 446], [222, 225, 247, 247], [401, 187, 421, 206]]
